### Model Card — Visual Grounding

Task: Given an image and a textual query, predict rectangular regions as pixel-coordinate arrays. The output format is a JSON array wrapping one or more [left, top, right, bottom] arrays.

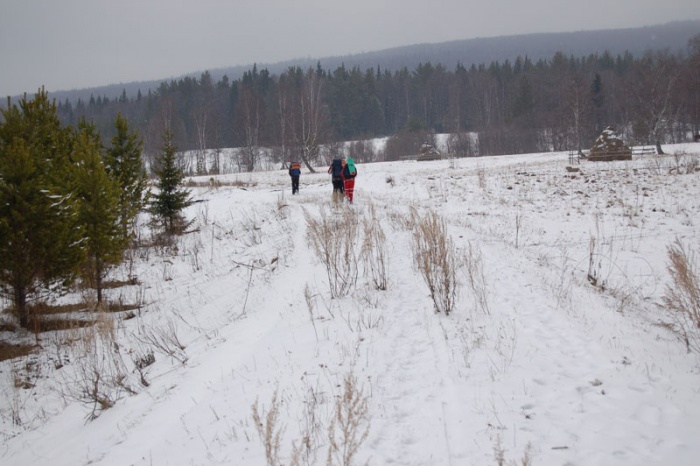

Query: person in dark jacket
[[289, 162, 301, 194], [328, 158, 344, 202]]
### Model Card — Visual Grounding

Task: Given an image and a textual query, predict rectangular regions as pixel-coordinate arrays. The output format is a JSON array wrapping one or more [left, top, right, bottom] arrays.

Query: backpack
[[290, 162, 301, 176], [330, 159, 343, 178], [344, 158, 357, 178]]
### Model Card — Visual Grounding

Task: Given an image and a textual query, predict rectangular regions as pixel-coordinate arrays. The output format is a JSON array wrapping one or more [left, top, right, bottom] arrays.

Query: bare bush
[[61, 314, 136, 421], [361, 204, 388, 291], [7, 357, 39, 427], [136, 315, 188, 364], [305, 207, 360, 299], [383, 129, 432, 161], [327, 374, 370, 466], [130, 342, 156, 387], [663, 239, 700, 352], [346, 139, 377, 163], [446, 131, 477, 158], [670, 151, 699, 175], [412, 211, 458, 315]]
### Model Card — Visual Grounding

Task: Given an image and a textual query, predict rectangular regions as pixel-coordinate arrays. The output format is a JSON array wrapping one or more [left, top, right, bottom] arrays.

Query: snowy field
[[2, 144, 700, 465]]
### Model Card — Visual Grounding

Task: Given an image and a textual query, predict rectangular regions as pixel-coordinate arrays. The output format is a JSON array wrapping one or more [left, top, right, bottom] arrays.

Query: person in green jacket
[[342, 157, 357, 203]]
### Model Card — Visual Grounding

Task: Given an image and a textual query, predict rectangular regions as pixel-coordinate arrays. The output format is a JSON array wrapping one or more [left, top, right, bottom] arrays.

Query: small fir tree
[[104, 113, 147, 241], [74, 121, 125, 303], [0, 89, 84, 328], [151, 129, 192, 233]]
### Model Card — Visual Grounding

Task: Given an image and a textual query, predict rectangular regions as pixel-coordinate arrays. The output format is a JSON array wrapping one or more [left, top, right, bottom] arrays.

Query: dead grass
[[463, 241, 490, 315], [361, 203, 388, 291], [0, 322, 15, 332], [252, 390, 284, 466], [27, 317, 96, 333], [663, 239, 700, 352], [101, 278, 140, 289], [26, 302, 86, 315], [60, 313, 135, 421], [327, 374, 371, 466], [304, 206, 360, 299], [0, 342, 37, 362], [184, 178, 258, 189], [412, 210, 458, 315], [106, 302, 142, 313], [2, 300, 138, 334]]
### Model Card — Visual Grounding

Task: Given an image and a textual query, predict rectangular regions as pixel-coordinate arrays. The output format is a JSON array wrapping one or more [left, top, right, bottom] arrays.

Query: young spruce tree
[[74, 120, 125, 303], [151, 129, 192, 234], [104, 113, 147, 241], [0, 89, 84, 328]]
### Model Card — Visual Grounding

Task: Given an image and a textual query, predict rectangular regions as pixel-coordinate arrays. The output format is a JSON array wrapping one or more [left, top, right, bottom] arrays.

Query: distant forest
[[52, 33, 700, 172]]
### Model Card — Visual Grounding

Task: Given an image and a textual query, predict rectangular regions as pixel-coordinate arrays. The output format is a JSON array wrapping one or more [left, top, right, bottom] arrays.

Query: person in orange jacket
[[288, 161, 301, 194]]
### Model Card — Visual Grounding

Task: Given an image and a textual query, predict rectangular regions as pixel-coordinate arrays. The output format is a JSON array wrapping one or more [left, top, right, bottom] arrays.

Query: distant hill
[[28, 20, 700, 105]]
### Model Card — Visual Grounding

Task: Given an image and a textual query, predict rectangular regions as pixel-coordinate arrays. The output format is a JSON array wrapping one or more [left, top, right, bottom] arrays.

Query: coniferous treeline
[[55, 37, 700, 170]]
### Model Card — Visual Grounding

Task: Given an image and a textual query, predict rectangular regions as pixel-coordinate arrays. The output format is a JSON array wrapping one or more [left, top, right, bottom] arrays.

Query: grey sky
[[1, 0, 699, 97]]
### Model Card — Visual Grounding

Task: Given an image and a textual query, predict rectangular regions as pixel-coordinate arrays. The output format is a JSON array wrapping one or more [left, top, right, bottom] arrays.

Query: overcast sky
[[1, 0, 699, 97]]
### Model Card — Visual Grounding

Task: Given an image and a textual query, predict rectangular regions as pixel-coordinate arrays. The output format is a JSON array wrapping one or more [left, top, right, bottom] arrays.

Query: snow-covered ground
[[2, 144, 700, 466]]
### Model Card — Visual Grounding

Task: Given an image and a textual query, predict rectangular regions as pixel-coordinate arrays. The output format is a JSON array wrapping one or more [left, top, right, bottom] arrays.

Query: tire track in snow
[[366, 230, 456, 466]]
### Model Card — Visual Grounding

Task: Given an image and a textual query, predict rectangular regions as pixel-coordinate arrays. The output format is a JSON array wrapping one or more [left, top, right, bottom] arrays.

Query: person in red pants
[[342, 157, 357, 203]]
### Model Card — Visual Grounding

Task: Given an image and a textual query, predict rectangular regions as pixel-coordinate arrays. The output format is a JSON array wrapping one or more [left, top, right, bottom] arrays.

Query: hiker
[[343, 157, 357, 203], [288, 161, 301, 194], [328, 158, 344, 202]]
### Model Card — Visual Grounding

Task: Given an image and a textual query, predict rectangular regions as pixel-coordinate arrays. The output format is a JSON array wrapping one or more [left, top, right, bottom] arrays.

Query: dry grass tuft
[[305, 207, 360, 299], [663, 239, 700, 352], [252, 390, 284, 466], [361, 204, 388, 291], [327, 374, 370, 466], [493, 434, 532, 466], [412, 211, 458, 315], [463, 241, 490, 315]]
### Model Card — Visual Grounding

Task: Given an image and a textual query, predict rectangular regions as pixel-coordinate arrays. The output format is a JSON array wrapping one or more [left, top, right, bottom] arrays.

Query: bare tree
[[237, 82, 262, 172], [275, 68, 301, 168], [678, 34, 700, 141], [446, 131, 476, 158], [192, 106, 209, 175], [630, 51, 682, 154], [563, 72, 591, 153], [296, 68, 328, 172]]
